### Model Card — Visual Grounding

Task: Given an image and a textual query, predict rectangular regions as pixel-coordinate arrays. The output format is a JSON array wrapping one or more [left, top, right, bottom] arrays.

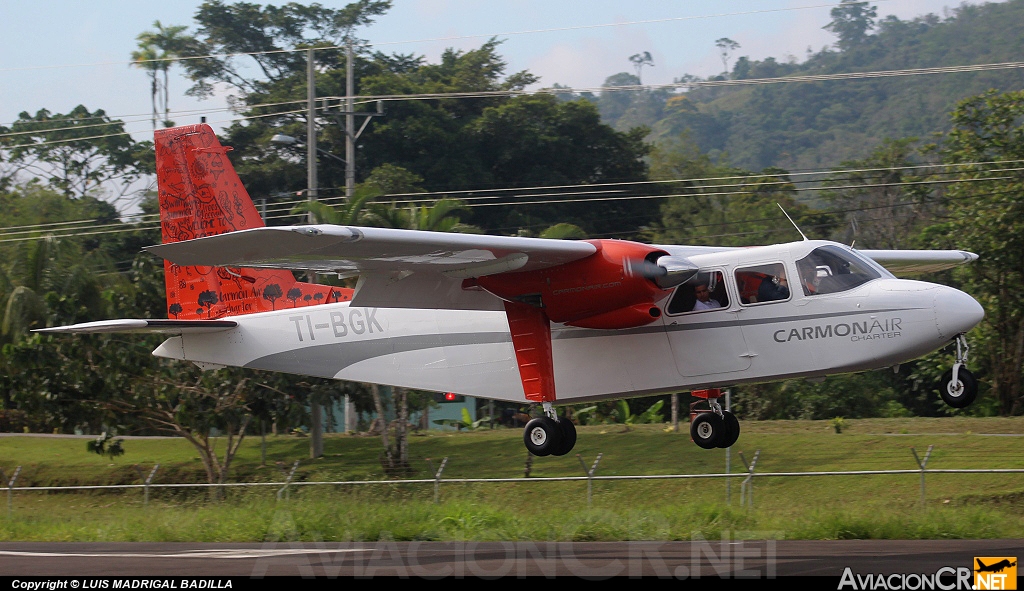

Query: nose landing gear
[[940, 334, 977, 409]]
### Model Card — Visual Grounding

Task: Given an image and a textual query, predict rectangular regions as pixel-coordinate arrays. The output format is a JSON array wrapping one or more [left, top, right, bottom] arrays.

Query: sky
[[0, 0, 994, 145]]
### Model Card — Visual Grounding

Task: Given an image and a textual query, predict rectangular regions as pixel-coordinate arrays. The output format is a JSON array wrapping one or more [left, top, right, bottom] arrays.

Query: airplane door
[[663, 269, 752, 377]]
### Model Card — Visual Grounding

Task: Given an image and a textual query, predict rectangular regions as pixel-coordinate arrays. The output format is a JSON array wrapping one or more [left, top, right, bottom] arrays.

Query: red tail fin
[[155, 124, 351, 319]]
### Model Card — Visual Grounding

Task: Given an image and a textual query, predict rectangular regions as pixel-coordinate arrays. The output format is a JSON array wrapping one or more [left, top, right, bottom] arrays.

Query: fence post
[[576, 453, 603, 509], [132, 464, 160, 506], [276, 460, 300, 501], [425, 457, 449, 504], [911, 445, 933, 507], [725, 390, 731, 504], [738, 451, 759, 508], [1, 466, 21, 518]]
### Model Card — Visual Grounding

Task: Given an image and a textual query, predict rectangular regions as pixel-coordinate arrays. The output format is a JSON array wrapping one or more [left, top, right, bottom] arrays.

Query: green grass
[[1, 417, 1022, 542]]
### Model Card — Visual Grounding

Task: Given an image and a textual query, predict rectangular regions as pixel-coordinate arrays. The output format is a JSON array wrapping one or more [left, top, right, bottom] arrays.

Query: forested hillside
[[598, 0, 1024, 171]]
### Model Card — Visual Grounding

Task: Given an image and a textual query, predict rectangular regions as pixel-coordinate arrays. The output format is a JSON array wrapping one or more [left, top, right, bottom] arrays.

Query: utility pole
[[307, 47, 323, 460], [343, 39, 356, 433], [346, 40, 355, 199], [307, 47, 318, 214]]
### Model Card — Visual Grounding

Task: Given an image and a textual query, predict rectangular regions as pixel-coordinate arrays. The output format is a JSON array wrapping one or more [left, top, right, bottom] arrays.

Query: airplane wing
[[145, 225, 599, 310], [858, 249, 979, 275], [34, 319, 238, 335]]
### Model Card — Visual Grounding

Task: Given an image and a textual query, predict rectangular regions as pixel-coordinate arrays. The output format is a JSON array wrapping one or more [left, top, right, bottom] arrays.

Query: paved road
[[1, 540, 1021, 578]]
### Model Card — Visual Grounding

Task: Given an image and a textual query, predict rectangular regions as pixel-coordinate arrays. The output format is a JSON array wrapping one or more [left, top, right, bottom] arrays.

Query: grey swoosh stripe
[[246, 307, 919, 375], [663, 306, 916, 333], [245, 331, 511, 376], [553, 307, 917, 339]]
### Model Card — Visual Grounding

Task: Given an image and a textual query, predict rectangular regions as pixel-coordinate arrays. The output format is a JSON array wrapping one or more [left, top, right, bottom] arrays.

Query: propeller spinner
[[627, 255, 700, 289]]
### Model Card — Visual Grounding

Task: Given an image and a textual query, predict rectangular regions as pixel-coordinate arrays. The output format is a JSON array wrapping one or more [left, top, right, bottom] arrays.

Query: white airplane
[[39, 124, 984, 455]]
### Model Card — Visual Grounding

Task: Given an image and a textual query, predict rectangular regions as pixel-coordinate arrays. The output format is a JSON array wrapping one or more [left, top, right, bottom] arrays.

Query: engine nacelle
[[475, 239, 677, 330]]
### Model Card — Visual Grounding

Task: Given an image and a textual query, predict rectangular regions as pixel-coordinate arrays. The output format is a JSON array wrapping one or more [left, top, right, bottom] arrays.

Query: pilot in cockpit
[[797, 256, 821, 295]]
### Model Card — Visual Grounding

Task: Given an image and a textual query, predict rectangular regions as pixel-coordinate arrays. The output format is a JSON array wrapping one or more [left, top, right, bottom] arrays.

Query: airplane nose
[[934, 287, 984, 339]]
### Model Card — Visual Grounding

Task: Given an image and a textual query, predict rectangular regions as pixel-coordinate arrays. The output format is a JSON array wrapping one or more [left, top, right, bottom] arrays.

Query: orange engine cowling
[[475, 240, 673, 330]]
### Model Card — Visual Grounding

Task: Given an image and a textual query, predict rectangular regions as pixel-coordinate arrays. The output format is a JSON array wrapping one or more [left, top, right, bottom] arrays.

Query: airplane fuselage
[[154, 241, 983, 403]]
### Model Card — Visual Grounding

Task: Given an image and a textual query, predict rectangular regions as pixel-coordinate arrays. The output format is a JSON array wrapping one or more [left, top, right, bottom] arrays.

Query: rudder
[[155, 124, 351, 319]]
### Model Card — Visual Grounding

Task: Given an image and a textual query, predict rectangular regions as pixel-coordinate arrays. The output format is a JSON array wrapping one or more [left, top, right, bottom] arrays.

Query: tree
[[931, 90, 1024, 415], [0, 188, 163, 433], [364, 197, 479, 233], [643, 138, 836, 247], [176, 0, 392, 100], [263, 284, 283, 309], [714, 38, 740, 76], [6, 107, 154, 204], [820, 138, 936, 249], [286, 287, 302, 307], [468, 94, 650, 235], [327, 196, 480, 471], [597, 72, 641, 127], [198, 290, 219, 317], [823, 1, 878, 52], [538, 223, 587, 240], [132, 21, 193, 128], [109, 371, 254, 491], [628, 51, 653, 84]]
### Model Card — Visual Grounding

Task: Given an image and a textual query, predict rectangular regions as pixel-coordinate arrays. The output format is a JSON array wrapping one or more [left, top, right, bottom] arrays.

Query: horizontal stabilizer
[[34, 319, 238, 335], [859, 249, 979, 275]]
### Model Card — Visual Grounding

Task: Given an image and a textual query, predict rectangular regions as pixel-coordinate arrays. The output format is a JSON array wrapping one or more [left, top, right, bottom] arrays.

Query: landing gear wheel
[[524, 416, 563, 456], [551, 418, 577, 456], [690, 412, 724, 450], [940, 368, 977, 408], [719, 411, 740, 448]]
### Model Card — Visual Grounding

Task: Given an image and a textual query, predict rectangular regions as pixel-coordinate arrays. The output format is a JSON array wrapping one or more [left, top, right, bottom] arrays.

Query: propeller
[[625, 255, 700, 289]]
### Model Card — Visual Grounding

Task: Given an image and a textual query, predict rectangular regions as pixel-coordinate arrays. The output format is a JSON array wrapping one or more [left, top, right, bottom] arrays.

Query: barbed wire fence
[[2, 446, 1022, 514]]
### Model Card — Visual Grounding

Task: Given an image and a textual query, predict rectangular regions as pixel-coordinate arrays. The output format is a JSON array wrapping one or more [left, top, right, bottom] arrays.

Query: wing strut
[[504, 302, 556, 403]]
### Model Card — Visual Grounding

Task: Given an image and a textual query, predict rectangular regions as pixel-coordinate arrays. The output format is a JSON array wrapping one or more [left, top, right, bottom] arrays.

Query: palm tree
[[364, 197, 480, 233], [130, 44, 161, 130], [538, 223, 587, 240], [290, 184, 381, 225], [131, 21, 191, 129]]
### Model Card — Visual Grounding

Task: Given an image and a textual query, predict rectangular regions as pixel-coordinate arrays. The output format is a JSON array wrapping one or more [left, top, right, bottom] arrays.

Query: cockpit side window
[[796, 245, 882, 296], [667, 270, 730, 315]]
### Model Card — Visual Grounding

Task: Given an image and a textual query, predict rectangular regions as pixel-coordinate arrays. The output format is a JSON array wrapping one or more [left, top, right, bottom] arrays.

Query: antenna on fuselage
[[777, 203, 808, 241]]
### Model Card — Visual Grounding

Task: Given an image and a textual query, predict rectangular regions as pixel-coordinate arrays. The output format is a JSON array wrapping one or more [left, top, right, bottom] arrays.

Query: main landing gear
[[523, 402, 577, 456], [689, 389, 740, 449], [940, 334, 978, 409]]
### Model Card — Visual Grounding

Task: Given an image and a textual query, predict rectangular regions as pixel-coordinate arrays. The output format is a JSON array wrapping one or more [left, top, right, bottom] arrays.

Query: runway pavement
[[1, 539, 1022, 579]]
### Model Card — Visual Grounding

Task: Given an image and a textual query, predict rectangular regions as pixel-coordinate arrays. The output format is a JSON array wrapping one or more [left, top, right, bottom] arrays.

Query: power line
[[2, 159, 1021, 238], [5, 58, 1023, 148], [1, 171, 1017, 244], [0, 99, 307, 137], [0, 2, 887, 74]]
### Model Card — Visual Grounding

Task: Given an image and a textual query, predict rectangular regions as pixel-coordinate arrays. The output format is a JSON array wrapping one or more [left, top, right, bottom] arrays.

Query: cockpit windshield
[[796, 245, 882, 296]]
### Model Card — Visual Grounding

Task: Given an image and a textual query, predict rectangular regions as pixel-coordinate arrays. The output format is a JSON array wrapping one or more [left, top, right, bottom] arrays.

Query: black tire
[[523, 417, 563, 456], [719, 411, 740, 448], [551, 418, 577, 456], [690, 412, 724, 450], [940, 368, 977, 408]]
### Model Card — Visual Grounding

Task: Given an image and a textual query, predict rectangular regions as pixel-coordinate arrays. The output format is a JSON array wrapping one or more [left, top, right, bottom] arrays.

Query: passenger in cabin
[[692, 282, 722, 311], [756, 272, 790, 302]]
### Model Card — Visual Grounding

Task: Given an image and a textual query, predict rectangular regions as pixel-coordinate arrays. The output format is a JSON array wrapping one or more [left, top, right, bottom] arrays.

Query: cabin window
[[667, 270, 730, 315], [735, 262, 791, 305], [796, 245, 882, 296]]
